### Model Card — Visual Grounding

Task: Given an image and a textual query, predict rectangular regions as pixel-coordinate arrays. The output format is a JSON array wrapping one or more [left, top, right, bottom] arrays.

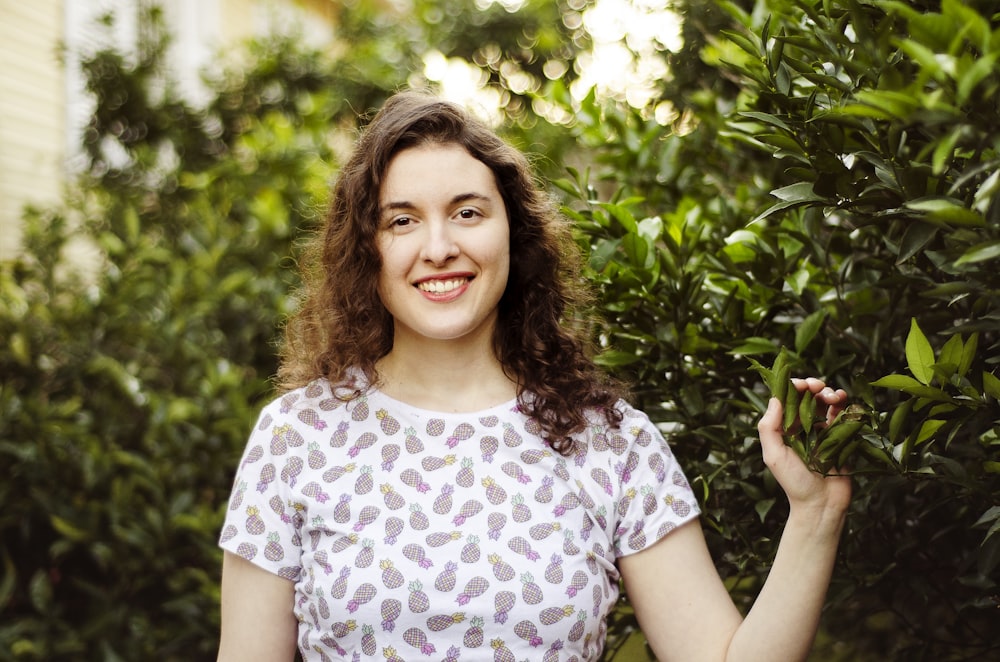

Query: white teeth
[[418, 278, 466, 293]]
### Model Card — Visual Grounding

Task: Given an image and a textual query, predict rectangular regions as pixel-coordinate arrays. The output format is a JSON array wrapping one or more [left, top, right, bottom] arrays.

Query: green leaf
[[770, 182, 824, 203], [905, 318, 935, 385], [795, 310, 827, 354], [897, 222, 939, 263], [594, 350, 641, 367], [954, 241, 1000, 267], [871, 374, 925, 390], [984, 372, 1000, 400], [915, 419, 946, 445]]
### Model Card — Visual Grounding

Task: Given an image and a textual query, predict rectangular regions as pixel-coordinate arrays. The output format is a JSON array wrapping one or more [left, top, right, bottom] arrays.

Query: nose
[[421, 219, 459, 266]]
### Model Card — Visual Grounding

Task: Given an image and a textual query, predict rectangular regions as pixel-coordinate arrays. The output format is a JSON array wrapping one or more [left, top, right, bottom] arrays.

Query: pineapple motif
[[334, 494, 353, 523], [646, 451, 666, 481], [426, 612, 465, 633], [279, 393, 299, 413], [349, 395, 370, 422], [477, 511, 502, 543], [463, 616, 485, 647], [544, 553, 564, 584], [298, 408, 328, 431], [346, 582, 377, 613], [314, 551, 334, 576], [241, 444, 263, 469], [220, 524, 238, 544], [479, 414, 499, 427], [628, 519, 647, 551], [510, 494, 531, 522], [330, 567, 351, 599], [452, 499, 484, 526], [456, 576, 490, 605], [552, 460, 570, 481], [495, 424, 520, 451], [318, 396, 340, 411], [407, 580, 430, 613], [330, 421, 350, 448], [455, 457, 475, 488], [444, 422, 475, 449], [381, 444, 400, 471], [542, 639, 564, 662], [409, 503, 430, 530], [422, 454, 456, 472], [533, 476, 554, 503], [594, 505, 608, 531], [631, 424, 653, 446], [514, 620, 543, 647], [579, 513, 594, 541], [552, 492, 580, 517], [257, 462, 278, 494], [539, 604, 575, 625], [433, 483, 455, 514], [270, 425, 290, 456], [585, 551, 600, 575], [419, 416, 443, 436], [671, 495, 692, 518], [352, 505, 381, 532], [380, 598, 402, 632], [621, 450, 640, 483], [304, 381, 324, 398], [384, 516, 405, 545], [331, 533, 359, 553], [641, 485, 658, 516], [562, 530, 580, 555], [319, 633, 346, 657], [330, 619, 357, 638], [280, 456, 304, 488], [607, 431, 628, 455], [479, 435, 499, 462], [348, 431, 378, 458], [508, 536, 540, 561], [518, 448, 550, 465], [434, 561, 459, 592], [491, 638, 515, 662], [257, 413, 273, 431], [567, 611, 587, 642], [591, 468, 614, 496], [566, 570, 590, 598], [307, 443, 327, 470], [301, 481, 330, 504], [382, 646, 404, 662], [425, 531, 462, 548], [229, 480, 247, 510], [245, 506, 265, 535], [482, 477, 507, 505], [520, 572, 543, 604], [264, 532, 283, 561], [460, 535, 481, 563], [443, 646, 461, 662], [501, 462, 531, 484], [530, 521, 562, 541], [487, 553, 515, 582], [235, 541, 257, 560], [380, 559, 404, 589], [361, 625, 377, 656], [349, 465, 372, 495], [403, 543, 433, 569], [322, 462, 356, 484], [493, 591, 516, 624], [404, 426, 424, 454], [400, 468, 430, 493], [380, 483, 405, 510], [617, 487, 637, 518], [403, 627, 436, 655], [592, 584, 603, 617], [355, 538, 375, 568], [376, 408, 401, 435], [315, 587, 330, 620]]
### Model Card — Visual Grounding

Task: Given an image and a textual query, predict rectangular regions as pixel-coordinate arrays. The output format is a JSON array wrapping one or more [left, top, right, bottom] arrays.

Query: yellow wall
[[0, 0, 66, 260]]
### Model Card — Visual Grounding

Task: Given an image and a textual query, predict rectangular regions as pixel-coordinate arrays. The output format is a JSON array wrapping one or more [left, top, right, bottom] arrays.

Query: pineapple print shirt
[[220, 378, 699, 662]]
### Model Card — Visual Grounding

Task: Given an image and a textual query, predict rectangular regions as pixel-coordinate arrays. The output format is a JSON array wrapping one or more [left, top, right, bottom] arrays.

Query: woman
[[217, 92, 850, 661]]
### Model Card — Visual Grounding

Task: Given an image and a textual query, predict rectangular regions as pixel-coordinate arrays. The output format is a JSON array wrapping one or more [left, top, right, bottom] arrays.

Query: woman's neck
[[375, 337, 518, 413]]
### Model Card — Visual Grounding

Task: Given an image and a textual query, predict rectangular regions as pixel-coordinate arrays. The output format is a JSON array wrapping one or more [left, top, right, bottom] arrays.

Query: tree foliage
[[1, 1, 998, 661]]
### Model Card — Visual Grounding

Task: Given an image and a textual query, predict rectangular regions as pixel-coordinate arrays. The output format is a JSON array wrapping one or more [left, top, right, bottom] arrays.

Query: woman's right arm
[[217, 551, 298, 662]]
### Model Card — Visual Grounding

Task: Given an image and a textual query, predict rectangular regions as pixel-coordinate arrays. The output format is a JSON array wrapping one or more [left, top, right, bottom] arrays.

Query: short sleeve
[[611, 404, 700, 557], [218, 401, 305, 581]]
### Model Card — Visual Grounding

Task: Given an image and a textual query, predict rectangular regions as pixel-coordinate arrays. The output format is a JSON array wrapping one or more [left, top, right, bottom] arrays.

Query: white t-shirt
[[220, 378, 699, 661]]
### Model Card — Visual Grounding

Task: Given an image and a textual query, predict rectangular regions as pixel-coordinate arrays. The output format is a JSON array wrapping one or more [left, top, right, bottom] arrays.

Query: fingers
[[757, 398, 785, 466]]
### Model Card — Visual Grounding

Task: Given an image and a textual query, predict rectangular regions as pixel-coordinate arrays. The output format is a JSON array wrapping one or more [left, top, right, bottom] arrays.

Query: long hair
[[278, 91, 623, 453]]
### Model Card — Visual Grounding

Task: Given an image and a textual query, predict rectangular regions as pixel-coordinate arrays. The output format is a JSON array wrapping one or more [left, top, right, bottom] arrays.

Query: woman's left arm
[[618, 378, 851, 662]]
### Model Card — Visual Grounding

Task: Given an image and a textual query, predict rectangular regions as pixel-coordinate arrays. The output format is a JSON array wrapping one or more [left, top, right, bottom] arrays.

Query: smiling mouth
[[417, 278, 470, 293]]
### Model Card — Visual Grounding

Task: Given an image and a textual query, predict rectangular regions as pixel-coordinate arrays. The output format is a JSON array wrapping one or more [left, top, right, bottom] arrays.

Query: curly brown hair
[[278, 91, 624, 454]]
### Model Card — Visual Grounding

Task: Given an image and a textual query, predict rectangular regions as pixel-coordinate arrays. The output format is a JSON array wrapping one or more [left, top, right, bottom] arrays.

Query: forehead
[[379, 144, 499, 202]]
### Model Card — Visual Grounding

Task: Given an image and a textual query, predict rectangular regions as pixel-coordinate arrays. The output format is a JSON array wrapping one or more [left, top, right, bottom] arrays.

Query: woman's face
[[375, 143, 510, 348]]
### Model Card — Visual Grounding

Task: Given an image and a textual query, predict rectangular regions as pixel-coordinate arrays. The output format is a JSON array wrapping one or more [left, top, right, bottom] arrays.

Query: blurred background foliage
[[1, 0, 998, 660]]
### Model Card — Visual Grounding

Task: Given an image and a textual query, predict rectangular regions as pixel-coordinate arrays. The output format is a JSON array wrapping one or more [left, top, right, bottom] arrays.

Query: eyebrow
[[379, 192, 494, 217]]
